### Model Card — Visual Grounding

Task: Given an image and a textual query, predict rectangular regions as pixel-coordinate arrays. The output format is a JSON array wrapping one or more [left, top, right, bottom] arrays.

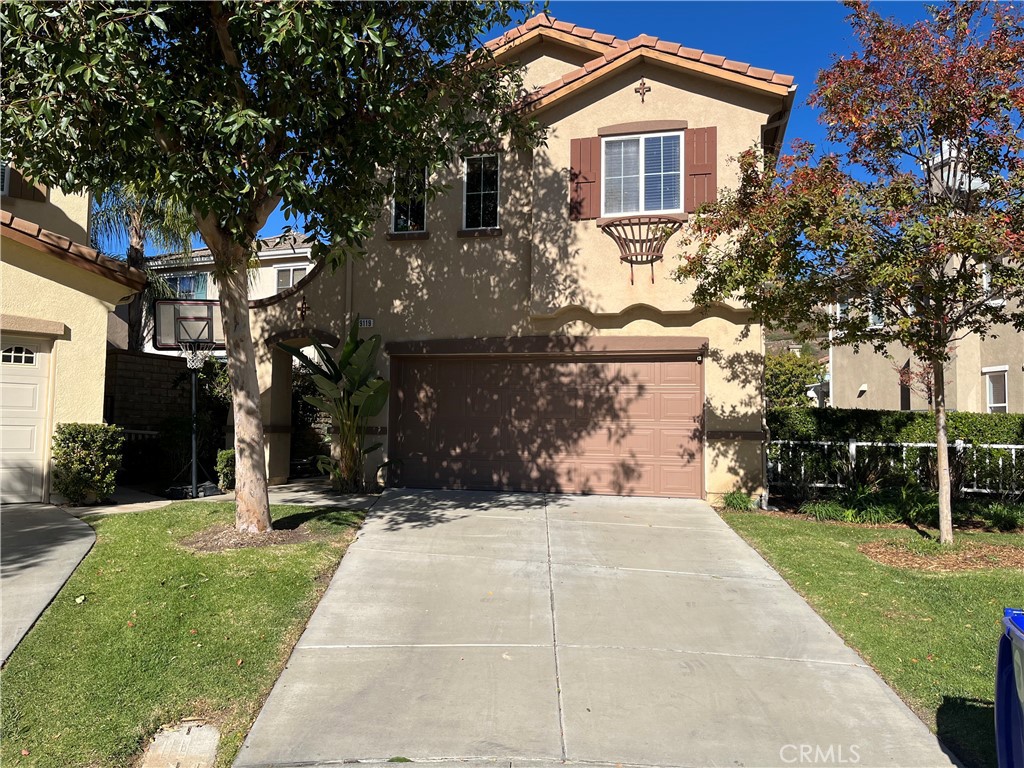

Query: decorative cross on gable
[[635, 78, 651, 103]]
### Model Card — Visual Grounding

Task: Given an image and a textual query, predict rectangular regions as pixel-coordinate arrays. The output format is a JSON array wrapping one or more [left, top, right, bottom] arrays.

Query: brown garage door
[[387, 338, 705, 498]]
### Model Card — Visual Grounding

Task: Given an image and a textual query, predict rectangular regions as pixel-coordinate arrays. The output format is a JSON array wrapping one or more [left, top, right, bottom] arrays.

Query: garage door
[[388, 339, 704, 498], [1, 337, 51, 503]]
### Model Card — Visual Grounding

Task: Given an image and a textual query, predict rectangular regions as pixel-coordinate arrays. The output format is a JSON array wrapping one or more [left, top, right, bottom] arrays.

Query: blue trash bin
[[997, 608, 1024, 768]]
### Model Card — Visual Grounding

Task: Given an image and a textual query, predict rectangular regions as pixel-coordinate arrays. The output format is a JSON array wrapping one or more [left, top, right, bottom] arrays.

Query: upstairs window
[[167, 273, 208, 300], [276, 266, 307, 291], [985, 367, 1008, 413], [602, 132, 682, 216], [0, 163, 9, 197], [392, 168, 427, 234], [463, 154, 499, 230]]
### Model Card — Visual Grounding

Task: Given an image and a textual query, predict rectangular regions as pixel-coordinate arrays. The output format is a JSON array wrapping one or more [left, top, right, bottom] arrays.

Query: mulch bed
[[178, 524, 314, 552], [858, 539, 1024, 572]]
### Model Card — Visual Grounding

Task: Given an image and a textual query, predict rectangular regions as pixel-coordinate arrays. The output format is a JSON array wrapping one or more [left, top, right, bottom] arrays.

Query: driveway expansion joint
[[543, 496, 569, 761]]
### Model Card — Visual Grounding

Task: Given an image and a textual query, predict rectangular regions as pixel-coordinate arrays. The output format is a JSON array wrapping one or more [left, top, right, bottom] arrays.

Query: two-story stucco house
[[161, 15, 797, 502], [1, 165, 145, 502]]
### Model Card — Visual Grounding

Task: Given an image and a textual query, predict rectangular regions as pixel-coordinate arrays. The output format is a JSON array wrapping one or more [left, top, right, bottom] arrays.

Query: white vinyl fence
[[768, 439, 1023, 496]]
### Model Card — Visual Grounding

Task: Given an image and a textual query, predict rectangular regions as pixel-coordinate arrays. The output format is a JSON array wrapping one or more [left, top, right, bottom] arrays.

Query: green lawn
[[722, 511, 1023, 768], [0, 502, 366, 768]]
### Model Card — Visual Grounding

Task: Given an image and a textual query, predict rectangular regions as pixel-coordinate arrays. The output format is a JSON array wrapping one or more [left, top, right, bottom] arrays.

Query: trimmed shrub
[[722, 490, 754, 511], [216, 449, 235, 491], [769, 407, 1024, 444], [52, 423, 124, 505]]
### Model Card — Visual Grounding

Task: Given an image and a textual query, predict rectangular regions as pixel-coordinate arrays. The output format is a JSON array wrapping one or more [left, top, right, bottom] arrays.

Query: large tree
[[92, 183, 196, 351], [679, 1, 1024, 543], [2, 1, 539, 532]]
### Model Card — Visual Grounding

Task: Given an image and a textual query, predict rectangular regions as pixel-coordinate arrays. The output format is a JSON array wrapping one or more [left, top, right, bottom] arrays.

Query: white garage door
[[1, 337, 51, 503]]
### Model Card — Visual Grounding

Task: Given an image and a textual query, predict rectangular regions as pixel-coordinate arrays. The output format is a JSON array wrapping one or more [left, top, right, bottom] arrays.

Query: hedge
[[769, 407, 1024, 445], [52, 423, 124, 505]]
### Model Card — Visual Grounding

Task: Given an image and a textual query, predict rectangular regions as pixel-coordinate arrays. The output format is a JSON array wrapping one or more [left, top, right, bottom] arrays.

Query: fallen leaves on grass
[[859, 539, 1024, 572]]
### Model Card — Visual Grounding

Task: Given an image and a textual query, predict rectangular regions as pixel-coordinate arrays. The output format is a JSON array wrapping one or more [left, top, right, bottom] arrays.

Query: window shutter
[[569, 136, 601, 221], [685, 127, 717, 214], [5, 166, 47, 202]]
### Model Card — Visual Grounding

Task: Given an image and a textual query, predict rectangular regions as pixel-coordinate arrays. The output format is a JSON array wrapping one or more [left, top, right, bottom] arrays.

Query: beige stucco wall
[[249, 39, 789, 498], [832, 323, 1023, 414], [2, 188, 91, 245], [513, 44, 604, 92]]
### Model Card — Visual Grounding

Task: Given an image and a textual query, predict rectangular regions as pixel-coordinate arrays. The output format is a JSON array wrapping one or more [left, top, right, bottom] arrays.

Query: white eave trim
[[981, 365, 1009, 373]]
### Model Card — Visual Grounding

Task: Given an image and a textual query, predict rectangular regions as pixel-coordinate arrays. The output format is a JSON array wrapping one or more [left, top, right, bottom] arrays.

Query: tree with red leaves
[[680, 1, 1024, 543]]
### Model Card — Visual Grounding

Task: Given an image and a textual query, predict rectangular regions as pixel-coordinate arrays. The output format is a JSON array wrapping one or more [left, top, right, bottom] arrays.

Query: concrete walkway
[[235, 490, 958, 768], [1, 504, 95, 663]]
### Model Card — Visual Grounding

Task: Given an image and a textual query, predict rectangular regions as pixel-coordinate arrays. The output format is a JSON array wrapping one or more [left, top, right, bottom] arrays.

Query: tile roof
[[486, 13, 796, 99], [1, 209, 146, 291]]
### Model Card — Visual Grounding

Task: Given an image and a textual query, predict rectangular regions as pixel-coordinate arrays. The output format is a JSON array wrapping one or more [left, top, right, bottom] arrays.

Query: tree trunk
[[219, 262, 272, 533], [933, 363, 954, 544], [126, 214, 146, 352]]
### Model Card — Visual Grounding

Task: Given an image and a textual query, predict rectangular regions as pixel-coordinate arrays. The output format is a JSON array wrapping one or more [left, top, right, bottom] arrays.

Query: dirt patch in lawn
[[858, 539, 1024, 572], [178, 524, 314, 552]]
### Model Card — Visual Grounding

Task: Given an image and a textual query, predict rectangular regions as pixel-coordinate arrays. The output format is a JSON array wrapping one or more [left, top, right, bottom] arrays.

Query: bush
[[722, 490, 754, 511], [984, 501, 1024, 532], [216, 449, 235, 491], [769, 407, 1024, 444], [52, 423, 124, 505]]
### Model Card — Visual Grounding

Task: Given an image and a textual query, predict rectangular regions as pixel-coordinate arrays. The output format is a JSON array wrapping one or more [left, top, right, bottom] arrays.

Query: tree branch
[[210, 1, 249, 106]]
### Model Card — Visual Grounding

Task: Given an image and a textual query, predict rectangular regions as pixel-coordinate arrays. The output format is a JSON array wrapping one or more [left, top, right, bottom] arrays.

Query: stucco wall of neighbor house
[[246, 37, 788, 499], [831, 343, 929, 411], [1, 239, 126, 436], [1, 188, 90, 245]]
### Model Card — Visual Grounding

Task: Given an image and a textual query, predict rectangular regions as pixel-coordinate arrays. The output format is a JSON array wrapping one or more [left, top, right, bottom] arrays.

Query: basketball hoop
[[176, 316, 216, 370], [599, 215, 685, 285]]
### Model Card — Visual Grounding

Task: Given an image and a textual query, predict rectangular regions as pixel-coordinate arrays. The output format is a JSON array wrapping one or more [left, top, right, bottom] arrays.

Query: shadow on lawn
[[935, 695, 994, 768], [273, 506, 368, 531]]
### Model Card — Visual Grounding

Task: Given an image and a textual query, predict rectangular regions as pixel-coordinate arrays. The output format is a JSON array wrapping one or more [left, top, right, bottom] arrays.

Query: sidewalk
[[1, 504, 95, 663]]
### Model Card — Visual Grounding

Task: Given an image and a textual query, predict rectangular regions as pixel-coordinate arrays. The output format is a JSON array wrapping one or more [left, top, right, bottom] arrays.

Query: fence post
[[848, 438, 857, 469]]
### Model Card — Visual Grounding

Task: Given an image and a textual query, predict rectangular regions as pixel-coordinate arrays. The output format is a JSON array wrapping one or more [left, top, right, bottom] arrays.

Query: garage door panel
[[1, 424, 38, 454], [660, 393, 702, 422], [0, 381, 41, 412], [391, 353, 703, 499]]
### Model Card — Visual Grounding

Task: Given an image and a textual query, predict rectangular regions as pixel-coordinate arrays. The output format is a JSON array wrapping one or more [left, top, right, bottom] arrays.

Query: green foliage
[[764, 351, 826, 408], [984, 501, 1024, 532], [769, 407, 1024, 444], [722, 490, 755, 512], [279, 317, 389, 491], [51, 424, 124, 505], [1, 2, 541, 256], [216, 449, 236, 491]]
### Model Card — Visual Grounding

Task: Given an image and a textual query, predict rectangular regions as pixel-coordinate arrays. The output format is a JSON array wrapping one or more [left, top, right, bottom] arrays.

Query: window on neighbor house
[[0, 163, 9, 196], [463, 154, 499, 230], [276, 266, 307, 292], [602, 132, 682, 217], [1, 345, 35, 365], [392, 168, 427, 234], [985, 368, 1008, 413], [167, 273, 208, 300]]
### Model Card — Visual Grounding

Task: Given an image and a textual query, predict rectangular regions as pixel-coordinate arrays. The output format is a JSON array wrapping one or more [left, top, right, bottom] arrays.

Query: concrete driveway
[[235, 490, 958, 768], [2, 504, 95, 663]]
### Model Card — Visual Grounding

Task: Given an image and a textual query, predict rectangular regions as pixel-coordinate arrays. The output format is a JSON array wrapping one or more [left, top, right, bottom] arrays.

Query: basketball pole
[[191, 366, 198, 500]]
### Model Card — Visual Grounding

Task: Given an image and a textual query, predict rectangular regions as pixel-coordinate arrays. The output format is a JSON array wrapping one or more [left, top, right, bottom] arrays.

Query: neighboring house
[[1, 166, 145, 502], [829, 308, 1023, 414], [125, 231, 314, 356], [163, 14, 798, 501]]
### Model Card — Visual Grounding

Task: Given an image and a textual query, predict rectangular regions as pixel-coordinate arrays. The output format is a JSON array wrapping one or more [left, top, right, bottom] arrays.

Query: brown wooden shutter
[[5, 166, 47, 202], [569, 136, 601, 221], [685, 127, 717, 213]]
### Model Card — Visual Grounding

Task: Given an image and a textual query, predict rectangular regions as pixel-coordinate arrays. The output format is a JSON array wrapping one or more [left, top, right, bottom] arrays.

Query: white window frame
[[391, 168, 428, 234], [462, 154, 500, 230], [601, 130, 685, 218], [0, 163, 9, 197], [167, 272, 208, 300], [983, 366, 1008, 413], [275, 265, 308, 292]]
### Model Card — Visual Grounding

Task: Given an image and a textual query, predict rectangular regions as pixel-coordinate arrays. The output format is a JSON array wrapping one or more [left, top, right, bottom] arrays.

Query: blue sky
[[259, 0, 932, 240]]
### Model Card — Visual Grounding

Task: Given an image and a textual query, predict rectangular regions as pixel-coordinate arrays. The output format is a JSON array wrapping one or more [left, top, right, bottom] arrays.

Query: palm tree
[[92, 184, 197, 351]]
